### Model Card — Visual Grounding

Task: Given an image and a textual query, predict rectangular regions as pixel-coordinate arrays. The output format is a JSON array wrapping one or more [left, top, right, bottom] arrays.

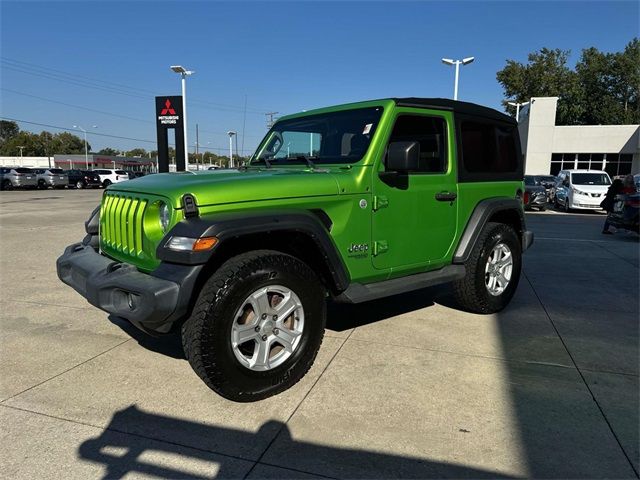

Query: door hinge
[[373, 240, 388, 256], [373, 195, 389, 211]]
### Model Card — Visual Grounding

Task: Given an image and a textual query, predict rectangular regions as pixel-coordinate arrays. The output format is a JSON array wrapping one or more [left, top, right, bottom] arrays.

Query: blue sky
[[1, 1, 637, 156]]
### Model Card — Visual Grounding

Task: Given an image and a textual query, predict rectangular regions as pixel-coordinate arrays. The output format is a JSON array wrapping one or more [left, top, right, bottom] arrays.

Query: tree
[[496, 48, 582, 125], [576, 39, 639, 125], [126, 148, 147, 157], [97, 147, 119, 156], [0, 131, 42, 156], [0, 120, 20, 143], [50, 132, 89, 154], [497, 39, 639, 125]]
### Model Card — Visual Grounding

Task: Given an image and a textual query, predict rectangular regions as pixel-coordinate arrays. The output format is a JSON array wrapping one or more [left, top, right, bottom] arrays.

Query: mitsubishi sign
[[155, 95, 186, 172]]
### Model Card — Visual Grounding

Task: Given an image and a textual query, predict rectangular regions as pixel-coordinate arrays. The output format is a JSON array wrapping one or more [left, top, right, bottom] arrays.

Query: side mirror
[[386, 141, 420, 172]]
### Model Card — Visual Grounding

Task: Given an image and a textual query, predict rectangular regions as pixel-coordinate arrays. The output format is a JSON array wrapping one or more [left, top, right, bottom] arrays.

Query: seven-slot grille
[[100, 193, 147, 256]]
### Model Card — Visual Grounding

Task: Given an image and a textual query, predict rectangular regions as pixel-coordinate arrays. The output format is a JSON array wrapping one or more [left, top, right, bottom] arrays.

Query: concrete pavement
[[0, 189, 637, 478]]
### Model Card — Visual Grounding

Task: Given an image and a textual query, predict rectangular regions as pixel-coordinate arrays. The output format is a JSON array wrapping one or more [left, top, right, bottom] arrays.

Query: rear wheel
[[76, 180, 85, 189], [182, 250, 326, 402], [37, 180, 47, 190], [454, 222, 522, 314], [102, 179, 112, 188], [1, 180, 12, 191]]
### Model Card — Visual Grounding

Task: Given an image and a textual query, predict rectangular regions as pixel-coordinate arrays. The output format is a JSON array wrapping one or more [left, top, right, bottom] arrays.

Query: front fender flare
[[157, 209, 350, 292]]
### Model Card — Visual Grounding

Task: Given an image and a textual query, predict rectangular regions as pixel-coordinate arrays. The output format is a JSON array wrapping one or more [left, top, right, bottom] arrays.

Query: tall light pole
[[227, 131, 236, 168], [170, 65, 194, 170], [507, 100, 530, 123], [441, 57, 474, 100], [73, 124, 97, 169]]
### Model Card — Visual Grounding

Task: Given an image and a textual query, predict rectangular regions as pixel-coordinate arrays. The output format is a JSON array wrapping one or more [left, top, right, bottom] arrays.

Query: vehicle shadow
[[108, 315, 186, 360], [326, 285, 444, 331], [78, 404, 509, 479]]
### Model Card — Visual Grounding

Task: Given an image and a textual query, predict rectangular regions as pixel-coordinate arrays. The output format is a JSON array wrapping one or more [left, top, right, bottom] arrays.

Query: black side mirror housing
[[386, 141, 420, 172]]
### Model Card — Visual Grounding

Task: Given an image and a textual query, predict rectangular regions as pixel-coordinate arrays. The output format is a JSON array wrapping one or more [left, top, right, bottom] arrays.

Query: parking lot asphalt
[[0, 189, 638, 479]]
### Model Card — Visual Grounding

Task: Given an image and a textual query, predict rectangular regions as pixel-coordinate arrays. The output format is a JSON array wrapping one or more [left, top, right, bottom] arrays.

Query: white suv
[[92, 169, 129, 188], [554, 169, 611, 212]]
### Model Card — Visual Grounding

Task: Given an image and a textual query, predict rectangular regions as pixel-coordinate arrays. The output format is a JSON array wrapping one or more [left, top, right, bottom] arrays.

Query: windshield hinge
[[373, 196, 389, 211]]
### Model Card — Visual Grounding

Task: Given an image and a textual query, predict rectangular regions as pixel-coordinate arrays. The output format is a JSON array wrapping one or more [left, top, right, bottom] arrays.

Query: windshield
[[252, 107, 384, 166], [524, 176, 536, 186], [535, 175, 556, 184], [571, 173, 611, 185]]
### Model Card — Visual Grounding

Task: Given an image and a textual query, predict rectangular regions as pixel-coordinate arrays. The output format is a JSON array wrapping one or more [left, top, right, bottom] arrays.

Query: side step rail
[[334, 265, 466, 304]]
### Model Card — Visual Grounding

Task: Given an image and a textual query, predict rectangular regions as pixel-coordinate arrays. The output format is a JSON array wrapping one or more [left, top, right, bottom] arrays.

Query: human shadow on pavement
[[78, 404, 510, 479]]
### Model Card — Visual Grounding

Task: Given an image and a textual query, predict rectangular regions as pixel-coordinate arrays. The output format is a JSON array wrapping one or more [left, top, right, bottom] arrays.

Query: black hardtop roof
[[392, 97, 516, 125]]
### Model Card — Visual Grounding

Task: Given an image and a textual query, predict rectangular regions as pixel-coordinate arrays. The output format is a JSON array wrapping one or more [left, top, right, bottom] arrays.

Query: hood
[[107, 167, 341, 208], [572, 184, 609, 193]]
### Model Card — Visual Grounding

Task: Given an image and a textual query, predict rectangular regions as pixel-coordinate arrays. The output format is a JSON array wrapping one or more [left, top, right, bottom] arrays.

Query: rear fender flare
[[453, 198, 525, 264]]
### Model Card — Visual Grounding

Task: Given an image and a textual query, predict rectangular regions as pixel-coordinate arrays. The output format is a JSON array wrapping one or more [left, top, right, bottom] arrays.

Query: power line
[[1, 57, 272, 115], [1, 88, 262, 139], [0, 116, 257, 153]]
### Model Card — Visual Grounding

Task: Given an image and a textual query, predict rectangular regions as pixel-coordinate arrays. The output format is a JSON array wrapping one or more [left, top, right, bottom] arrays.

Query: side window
[[387, 115, 448, 173], [460, 121, 518, 174]]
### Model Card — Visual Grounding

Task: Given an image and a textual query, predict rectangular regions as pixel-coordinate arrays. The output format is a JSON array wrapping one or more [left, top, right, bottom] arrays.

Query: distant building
[[53, 154, 156, 171], [518, 97, 639, 176]]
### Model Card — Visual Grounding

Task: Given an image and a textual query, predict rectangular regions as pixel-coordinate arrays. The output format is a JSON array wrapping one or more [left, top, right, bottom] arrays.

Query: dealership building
[[518, 96, 639, 177]]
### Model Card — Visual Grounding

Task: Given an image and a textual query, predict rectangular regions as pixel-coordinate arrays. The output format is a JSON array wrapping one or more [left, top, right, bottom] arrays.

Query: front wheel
[[1, 180, 12, 191], [76, 180, 85, 189], [454, 222, 522, 314], [181, 250, 326, 402], [103, 179, 112, 188]]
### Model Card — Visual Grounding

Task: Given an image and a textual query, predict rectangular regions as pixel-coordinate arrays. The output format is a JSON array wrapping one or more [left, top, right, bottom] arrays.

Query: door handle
[[435, 191, 457, 202]]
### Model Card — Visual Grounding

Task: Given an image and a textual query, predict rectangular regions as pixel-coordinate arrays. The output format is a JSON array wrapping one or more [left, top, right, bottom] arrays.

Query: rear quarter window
[[115, 170, 127, 175], [457, 117, 521, 182]]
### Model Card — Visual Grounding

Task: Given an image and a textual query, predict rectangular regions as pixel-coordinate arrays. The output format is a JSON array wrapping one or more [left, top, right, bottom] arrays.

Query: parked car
[[524, 175, 547, 211], [554, 169, 611, 212], [0, 167, 38, 190], [58, 97, 533, 402], [92, 169, 129, 187], [125, 171, 146, 179], [33, 168, 68, 189], [67, 169, 102, 189], [606, 192, 639, 233]]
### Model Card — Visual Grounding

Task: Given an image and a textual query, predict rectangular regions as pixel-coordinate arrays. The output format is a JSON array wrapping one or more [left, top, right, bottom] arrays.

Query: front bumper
[[56, 243, 202, 333]]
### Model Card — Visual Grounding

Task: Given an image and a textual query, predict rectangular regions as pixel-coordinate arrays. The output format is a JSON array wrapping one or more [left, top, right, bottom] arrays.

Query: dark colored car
[[124, 171, 146, 180], [606, 192, 639, 234], [67, 170, 102, 189], [524, 175, 547, 211]]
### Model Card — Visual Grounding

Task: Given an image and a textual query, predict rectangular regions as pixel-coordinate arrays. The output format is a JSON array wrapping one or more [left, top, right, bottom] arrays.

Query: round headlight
[[159, 202, 170, 232]]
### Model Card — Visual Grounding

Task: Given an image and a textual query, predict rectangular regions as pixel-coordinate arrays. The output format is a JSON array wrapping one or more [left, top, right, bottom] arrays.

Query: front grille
[[100, 193, 148, 257]]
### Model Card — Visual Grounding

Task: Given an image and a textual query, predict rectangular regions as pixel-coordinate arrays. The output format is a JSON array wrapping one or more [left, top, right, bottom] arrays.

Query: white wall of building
[[0, 156, 54, 168], [519, 97, 640, 176]]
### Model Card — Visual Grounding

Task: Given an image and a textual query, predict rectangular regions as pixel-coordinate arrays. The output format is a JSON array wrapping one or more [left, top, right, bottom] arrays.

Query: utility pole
[[265, 112, 279, 129], [195, 123, 199, 170]]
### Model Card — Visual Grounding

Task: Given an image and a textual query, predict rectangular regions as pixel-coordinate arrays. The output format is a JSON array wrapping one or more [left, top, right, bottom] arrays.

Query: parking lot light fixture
[[507, 100, 530, 123], [441, 56, 475, 100], [227, 131, 236, 168], [73, 125, 97, 169], [170, 65, 194, 170]]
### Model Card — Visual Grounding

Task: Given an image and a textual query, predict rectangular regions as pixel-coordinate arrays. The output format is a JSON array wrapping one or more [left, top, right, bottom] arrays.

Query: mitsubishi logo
[[160, 99, 176, 115]]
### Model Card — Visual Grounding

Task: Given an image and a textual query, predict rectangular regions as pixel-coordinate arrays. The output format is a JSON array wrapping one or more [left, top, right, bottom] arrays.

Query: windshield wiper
[[293, 155, 317, 170]]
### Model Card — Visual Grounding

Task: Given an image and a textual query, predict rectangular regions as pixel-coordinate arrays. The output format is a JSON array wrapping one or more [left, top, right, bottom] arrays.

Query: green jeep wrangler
[[57, 98, 533, 402]]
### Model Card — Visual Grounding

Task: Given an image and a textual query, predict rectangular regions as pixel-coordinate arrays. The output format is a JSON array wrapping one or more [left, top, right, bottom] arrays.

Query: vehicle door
[[371, 109, 457, 271]]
